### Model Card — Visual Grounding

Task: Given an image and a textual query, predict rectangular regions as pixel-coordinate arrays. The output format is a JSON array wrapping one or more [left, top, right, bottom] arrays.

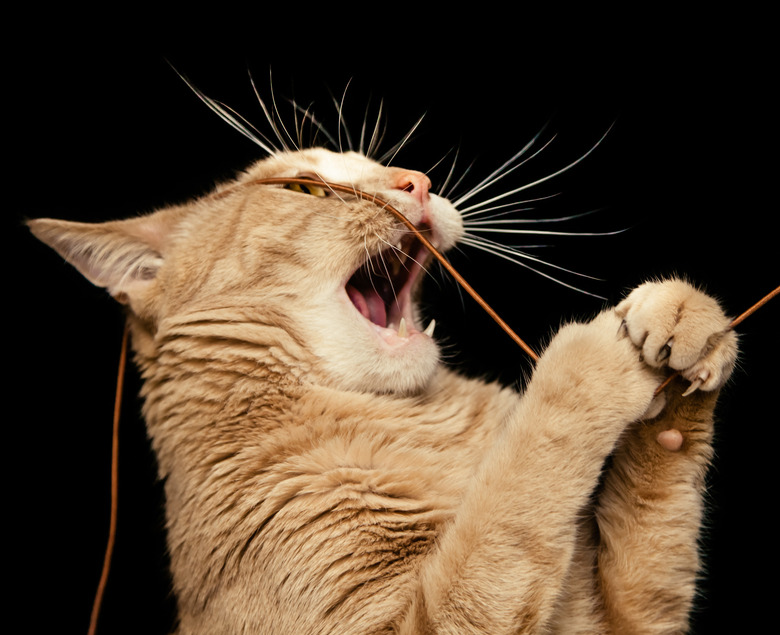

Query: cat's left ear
[[28, 209, 180, 315]]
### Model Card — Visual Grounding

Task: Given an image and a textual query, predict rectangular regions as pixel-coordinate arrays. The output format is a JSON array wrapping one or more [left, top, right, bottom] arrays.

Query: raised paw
[[615, 279, 738, 394]]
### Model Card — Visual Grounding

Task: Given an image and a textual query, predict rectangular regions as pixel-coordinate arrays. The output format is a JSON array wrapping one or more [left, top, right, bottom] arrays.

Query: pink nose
[[393, 171, 432, 206]]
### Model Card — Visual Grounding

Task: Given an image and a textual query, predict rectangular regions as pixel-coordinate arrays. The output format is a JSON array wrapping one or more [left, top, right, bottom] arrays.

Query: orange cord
[[251, 178, 541, 360], [88, 321, 129, 635], [653, 284, 780, 395], [87, 179, 777, 632], [254, 179, 778, 393]]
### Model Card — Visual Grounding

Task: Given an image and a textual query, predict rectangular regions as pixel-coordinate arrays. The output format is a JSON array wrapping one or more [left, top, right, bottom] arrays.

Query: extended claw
[[682, 378, 704, 397]]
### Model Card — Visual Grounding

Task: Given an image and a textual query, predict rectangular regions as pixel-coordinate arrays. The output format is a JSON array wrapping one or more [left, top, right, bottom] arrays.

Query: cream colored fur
[[29, 148, 738, 634]]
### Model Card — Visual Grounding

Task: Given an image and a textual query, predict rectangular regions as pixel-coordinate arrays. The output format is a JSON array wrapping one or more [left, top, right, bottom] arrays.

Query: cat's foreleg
[[589, 279, 738, 633], [398, 309, 661, 634], [592, 384, 718, 633]]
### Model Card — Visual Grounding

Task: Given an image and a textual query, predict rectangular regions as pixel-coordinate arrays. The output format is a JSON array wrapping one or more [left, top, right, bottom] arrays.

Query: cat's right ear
[[28, 212, 175, 315]]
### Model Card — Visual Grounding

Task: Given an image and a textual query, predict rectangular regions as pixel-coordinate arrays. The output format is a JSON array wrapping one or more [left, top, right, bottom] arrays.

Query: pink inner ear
[[28, 213, 170, 301]]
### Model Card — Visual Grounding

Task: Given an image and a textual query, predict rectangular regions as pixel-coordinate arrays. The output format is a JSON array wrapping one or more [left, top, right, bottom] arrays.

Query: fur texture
[[29, 146, 738, 634]]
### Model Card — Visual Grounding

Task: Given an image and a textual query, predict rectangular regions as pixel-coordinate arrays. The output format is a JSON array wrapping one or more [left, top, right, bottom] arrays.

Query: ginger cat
[[29, 146, 737, 634]]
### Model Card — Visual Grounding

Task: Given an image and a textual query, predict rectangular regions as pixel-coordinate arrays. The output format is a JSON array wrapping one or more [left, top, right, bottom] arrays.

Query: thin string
[[88, 179, 777, 632], [250, 178, 542, 360], [654, 284, 780, 395], [729, 284, 780, 329], [252, 178, 778, 394], [88, 320, 129, 635]]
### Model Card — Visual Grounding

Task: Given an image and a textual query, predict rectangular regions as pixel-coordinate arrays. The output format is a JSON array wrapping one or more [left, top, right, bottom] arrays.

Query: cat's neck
[[129, 309, 307, 465]]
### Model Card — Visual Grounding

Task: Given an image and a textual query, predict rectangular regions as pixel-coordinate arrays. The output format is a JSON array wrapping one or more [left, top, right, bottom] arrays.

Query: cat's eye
[[285, 182, 329, 198]]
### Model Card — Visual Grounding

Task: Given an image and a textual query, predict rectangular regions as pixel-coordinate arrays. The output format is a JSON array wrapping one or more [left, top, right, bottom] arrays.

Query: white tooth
[[397, 318, 408, 338], [423, 319, 436, 338]]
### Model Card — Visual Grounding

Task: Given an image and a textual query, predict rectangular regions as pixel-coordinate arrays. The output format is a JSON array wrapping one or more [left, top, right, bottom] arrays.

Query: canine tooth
[[398, 318, 408, 338], [423, 319, 436, 337]]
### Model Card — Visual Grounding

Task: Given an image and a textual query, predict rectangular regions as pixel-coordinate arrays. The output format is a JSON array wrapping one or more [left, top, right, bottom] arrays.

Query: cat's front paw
[[615, 279, 738, 395]]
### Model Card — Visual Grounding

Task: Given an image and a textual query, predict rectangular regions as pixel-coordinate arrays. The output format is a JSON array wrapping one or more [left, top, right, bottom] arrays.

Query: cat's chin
[[302, 224, 443, 393], [300, 299, 440, 395], [330, 338, 441, 395]]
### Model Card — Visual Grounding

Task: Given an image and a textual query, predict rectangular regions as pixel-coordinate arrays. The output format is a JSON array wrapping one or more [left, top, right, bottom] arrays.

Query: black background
[[8, 24, 777, 635]]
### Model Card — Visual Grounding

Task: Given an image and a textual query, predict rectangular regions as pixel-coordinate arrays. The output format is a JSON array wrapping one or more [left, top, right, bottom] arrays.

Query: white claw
[[423, 319, 436, 338], [682, 378, 704, 397], [398, 318, 408, 338]]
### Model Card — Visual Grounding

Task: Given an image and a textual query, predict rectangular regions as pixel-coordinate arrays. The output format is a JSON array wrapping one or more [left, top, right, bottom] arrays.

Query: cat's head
[[29, 148, 463, 395]]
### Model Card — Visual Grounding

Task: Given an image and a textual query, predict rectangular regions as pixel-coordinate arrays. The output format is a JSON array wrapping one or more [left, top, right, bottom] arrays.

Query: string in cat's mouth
[[345, 228, 435, 340], [246, 177, 538, 358]]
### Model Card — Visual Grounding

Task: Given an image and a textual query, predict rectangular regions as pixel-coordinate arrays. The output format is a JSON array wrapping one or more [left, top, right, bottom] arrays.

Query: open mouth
[[345, 226, 436, 341]]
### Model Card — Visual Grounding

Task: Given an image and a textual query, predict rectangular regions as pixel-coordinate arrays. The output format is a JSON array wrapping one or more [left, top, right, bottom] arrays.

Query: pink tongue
[[346, 285, 387, 327]]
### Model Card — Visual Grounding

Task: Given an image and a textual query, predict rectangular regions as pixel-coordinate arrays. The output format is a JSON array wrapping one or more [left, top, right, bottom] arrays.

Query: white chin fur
[[300, 304, 440, 394]]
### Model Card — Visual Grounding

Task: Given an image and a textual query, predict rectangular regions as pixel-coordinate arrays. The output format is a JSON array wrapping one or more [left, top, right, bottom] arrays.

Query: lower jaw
[[358, 328, 441, 394], [370, 317, 436, 350]]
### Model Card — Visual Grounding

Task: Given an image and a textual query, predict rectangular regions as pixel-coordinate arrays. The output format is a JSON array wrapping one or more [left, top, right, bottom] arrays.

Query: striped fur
[[30, 147, 737, 633]]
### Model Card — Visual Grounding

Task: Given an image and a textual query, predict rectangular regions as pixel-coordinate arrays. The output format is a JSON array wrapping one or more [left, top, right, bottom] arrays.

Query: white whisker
[[463, 225, 626, 238], [462, 205, 608, 224], [174, 68, 278, 155], [358, 100, 370, 156], [459, 194, 560, 219], [290, 101, 340, 150], [377, 114, 426, 166], [460, 235, 607, 298], [452, 126, 553, 208], [461, 234, 603, 281], [436, 146, 462, 199], [424, 147, 456, 185], [440, 154, 478, 201], [250, 69, 297, 152], [376, 233, 431, 279], [329, 80, 355, 154], [289, 98, 314, 149], [457, 125, 614, 214], [176, 67, 617, 301], [359, 99, 385, 158]]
